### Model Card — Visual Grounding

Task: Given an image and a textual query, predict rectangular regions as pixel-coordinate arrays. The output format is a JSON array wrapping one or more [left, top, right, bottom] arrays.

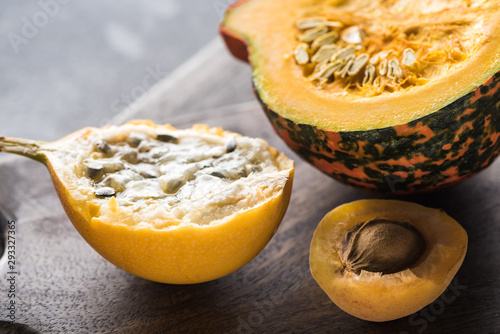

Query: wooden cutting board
[[1, 40, 499, 334]]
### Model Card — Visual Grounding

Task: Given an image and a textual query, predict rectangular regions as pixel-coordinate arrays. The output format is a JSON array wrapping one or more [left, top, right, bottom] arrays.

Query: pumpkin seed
[[225, 136, 237, 153], [311, 31, 339, 51], [293, 43, 310, 65], [402, 48, 417, 66], [378, 59, 388, 76], [156, 133, 179, 144], [347, 53, 369, 76], [341, 25, 365, 44], [300, 25, 329, 43], [311, 45, 338, 64], [95, 187, 116, 198], [314, 61, 343, 81], [369, 50, 392, 65], [387, 59, 402, 79], [363, 64, 376, 85], [330, 45, 356, 62], [295, 17, 327, 30], [313, 61, 325, 73], [335, 56, 355, 78]]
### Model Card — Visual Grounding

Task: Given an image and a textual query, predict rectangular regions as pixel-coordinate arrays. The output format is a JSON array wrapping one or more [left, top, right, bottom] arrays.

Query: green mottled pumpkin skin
[[257, 72, 500, 193]]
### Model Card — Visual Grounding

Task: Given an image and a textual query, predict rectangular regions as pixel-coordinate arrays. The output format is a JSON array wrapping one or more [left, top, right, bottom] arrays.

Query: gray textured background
[[0, 0, 233, 141]]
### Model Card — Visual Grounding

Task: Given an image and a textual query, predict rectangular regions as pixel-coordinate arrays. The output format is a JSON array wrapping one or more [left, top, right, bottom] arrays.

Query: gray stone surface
[[0, 0, 234, 141]]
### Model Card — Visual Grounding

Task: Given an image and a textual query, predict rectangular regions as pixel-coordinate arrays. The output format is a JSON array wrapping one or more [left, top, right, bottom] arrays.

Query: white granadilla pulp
[[53, 123, 292, 229]]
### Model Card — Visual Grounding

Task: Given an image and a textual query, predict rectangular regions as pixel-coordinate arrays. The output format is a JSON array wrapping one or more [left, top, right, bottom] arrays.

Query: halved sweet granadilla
[[220, 0, 500, 193], [0, 121, 294, 284]]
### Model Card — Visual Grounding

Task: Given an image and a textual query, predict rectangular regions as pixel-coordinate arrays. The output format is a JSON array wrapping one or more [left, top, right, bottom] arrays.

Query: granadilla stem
[[0, 137, 47, 162]]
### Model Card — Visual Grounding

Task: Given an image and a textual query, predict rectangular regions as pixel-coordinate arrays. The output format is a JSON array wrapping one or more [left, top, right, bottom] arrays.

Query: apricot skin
[[310, 200, 467, 322]]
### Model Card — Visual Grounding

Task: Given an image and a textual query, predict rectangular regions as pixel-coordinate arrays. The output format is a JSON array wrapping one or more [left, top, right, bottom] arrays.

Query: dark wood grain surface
[[0, 41, 499, 334]]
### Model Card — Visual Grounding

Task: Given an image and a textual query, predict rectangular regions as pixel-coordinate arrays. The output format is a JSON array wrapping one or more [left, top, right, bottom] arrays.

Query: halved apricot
[[310, 199, 467, 322]]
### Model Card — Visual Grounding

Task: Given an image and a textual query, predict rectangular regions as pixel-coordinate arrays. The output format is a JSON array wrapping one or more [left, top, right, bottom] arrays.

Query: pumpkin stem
[[0, 136, 47, 163]]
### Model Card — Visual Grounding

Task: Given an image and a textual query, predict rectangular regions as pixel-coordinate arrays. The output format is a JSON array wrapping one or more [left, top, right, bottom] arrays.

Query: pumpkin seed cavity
[[291, 2, 478, 96], [341, 218, 426, 275]]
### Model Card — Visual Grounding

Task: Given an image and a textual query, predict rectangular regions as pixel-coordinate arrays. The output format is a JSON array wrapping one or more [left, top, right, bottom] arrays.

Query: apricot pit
[[341, 219, 426, 275], [310, 200, 467, 322]]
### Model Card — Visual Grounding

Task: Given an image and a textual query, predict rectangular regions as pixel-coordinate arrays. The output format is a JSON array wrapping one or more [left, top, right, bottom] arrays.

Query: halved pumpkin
[[221, 0, 500, 193]]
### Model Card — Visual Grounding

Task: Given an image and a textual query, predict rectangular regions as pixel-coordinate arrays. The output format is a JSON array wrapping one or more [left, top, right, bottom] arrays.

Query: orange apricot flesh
[[310, 199, 467, 321]]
